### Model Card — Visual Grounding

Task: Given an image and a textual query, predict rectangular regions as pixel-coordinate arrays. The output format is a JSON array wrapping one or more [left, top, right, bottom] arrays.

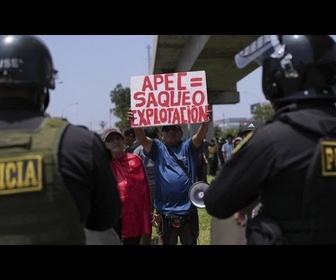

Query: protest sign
[[130, 71, 208, 127]]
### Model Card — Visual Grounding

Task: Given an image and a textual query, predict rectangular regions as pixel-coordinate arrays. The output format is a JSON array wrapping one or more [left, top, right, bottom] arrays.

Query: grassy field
[[197, 175, 215, 245], [197, 208, 212, 245]]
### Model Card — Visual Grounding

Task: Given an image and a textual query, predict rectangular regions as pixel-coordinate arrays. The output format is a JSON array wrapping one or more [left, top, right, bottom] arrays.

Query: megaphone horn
[[188, 182, 210, 208]]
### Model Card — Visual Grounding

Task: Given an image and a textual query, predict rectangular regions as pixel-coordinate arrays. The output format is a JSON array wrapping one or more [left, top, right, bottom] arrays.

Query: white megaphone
[[188, 182, 210, 208]]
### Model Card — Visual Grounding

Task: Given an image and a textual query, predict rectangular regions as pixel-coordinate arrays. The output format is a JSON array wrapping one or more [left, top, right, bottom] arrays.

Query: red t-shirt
[[111, 153, 152, 238]]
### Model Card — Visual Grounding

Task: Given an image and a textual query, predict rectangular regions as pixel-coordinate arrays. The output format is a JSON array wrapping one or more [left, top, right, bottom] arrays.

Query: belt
[[162, 213, 195, 219]]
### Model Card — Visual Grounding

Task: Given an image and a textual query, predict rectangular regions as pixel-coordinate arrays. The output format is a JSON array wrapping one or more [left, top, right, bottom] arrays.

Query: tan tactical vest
[[0, 118, 85, 244]]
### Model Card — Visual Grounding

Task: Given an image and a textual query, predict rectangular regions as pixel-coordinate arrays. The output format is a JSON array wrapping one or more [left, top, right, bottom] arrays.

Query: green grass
[[197, 208, 211, 245], [197, 174, 215, 245]]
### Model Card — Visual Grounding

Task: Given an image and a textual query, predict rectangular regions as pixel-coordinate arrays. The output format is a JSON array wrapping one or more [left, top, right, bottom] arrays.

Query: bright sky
[[38, 35, 267, 130]]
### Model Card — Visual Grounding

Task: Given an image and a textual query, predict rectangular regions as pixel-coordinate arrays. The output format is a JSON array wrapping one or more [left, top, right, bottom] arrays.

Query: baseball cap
[[161, 125, 182, 132], [233, 137, 242, 145], [101, 128, 124, 142]]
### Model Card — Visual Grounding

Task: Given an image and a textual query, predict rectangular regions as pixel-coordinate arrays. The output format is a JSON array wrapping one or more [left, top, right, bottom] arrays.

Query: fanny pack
[[164, 214, 190, 229]]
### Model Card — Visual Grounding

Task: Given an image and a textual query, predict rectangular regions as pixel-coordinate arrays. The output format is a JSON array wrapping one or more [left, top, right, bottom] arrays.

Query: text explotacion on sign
[[130, 71, 208, 127]]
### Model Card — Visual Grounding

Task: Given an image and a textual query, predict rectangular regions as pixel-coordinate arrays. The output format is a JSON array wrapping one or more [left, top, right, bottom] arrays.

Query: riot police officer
[[205, 35, 336, 245], [0, 35, 121, 244]]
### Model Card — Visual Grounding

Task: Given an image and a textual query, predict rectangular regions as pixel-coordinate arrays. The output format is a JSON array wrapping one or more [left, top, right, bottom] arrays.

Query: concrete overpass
[[150, 35, 260, 137]]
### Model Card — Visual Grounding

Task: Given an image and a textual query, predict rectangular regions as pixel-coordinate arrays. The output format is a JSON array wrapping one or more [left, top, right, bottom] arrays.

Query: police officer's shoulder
[[76, 125, 89, 130], [232, 130, 255, 154], [63, 122, 97, 141]]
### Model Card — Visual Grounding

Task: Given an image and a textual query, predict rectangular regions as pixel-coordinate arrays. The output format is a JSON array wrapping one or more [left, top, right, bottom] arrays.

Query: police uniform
[[0, 101, 121, 244], [0, 35, 121, 244], [205, 103, 336, 244], [204, 35, 336, 245]]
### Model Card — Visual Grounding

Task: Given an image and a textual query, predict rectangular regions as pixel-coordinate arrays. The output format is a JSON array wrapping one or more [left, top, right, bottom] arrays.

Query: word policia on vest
[[0, 118, 68, 196], [0, 155, 43, 194]]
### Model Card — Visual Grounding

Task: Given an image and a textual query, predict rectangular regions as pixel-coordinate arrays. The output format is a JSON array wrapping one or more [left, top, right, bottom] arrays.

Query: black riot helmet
[[235, 35, 336, 104], [0, 35, 57, 109]]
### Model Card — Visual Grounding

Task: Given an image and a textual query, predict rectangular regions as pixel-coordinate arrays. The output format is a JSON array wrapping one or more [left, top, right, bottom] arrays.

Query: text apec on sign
[[130, 71, 208, 127]]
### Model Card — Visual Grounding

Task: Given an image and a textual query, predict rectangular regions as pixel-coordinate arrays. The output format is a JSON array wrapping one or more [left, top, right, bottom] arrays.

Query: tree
[[110, 84, 131, 129], [252, 103, 274, 123], [213, 126, 222, 139]]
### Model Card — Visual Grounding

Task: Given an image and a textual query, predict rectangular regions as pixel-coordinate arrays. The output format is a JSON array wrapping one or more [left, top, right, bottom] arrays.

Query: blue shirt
[[145, 138, 199, 215]]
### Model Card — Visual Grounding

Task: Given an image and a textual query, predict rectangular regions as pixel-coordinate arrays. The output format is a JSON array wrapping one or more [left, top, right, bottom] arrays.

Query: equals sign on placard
[[190, 77, 203, 87]]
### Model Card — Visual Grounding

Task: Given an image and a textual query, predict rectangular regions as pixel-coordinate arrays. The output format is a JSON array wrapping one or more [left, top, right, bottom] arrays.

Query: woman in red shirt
[[101, 128, 152, 245]]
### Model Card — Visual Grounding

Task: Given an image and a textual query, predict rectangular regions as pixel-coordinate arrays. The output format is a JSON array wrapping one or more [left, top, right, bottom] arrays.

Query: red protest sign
[[130, 71, 208, 127]]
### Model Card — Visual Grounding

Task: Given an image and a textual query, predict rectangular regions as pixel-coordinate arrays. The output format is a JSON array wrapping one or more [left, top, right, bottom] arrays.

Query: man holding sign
[[128, 71, 211, 245]]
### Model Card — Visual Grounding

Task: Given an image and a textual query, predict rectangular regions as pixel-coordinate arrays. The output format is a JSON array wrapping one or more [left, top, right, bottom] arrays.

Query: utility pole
[[109, 108, 113, 128]]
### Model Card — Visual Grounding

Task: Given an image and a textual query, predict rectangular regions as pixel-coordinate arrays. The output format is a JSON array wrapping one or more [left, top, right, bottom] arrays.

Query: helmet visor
[[235, 35, 336, 69], [235, 35, 283, 69]]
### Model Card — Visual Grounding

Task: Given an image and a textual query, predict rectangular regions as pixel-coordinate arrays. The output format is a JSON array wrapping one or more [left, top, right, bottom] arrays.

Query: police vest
[[0, 118, 85, 244], [278, 115, 336, 244]]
